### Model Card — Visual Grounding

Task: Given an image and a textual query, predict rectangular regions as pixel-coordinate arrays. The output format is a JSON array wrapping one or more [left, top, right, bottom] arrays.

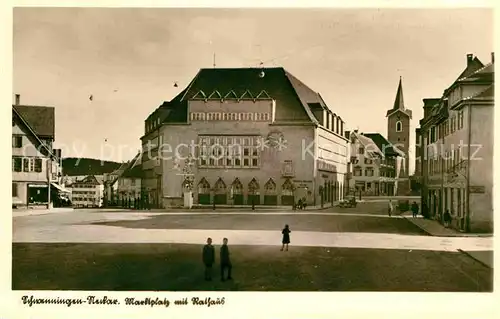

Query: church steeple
[[393, 76, 404, 111], [386, 77, 411, 118]]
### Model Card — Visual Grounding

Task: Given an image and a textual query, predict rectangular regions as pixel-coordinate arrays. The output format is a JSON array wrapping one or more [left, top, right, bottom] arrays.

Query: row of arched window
[[184, 177, 296, 194]]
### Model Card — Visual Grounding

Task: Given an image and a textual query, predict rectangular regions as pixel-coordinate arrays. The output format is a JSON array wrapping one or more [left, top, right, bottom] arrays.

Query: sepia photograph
[[10, 6, 494, 297]]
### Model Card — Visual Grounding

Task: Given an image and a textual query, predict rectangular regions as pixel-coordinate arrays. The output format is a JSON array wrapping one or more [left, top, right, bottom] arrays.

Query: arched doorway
[[197, 178, 211, 204], [248, 178, 260, 205], [264, 178, 277, 205], [281, 179, 294, 206], [231, 178, 244, 205], [214, 178, 227, 204]]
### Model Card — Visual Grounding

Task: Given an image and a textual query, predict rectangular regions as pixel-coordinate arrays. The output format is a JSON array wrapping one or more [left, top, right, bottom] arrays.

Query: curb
[[402, 216, 493, 238], [457, 249, 493, 269], [403, 216, 434, 236]]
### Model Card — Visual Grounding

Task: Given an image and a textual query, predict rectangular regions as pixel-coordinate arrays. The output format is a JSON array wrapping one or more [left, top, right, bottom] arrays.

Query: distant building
[[12, 94, 66, 208], [116, 153, 142, 204], [385, 77, 412, 195], [419, 52, 494, 233], [141, 67, 349, 208], [347, 131, 404, 196], [69, 175, 104, 207], [103, 162, 129, 205]]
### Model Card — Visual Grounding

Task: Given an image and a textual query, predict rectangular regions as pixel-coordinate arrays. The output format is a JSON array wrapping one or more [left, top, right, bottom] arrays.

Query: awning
[[51, 182, 71, 193]]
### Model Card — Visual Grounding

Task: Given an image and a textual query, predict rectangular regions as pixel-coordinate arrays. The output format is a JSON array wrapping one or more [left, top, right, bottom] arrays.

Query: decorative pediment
[[239, 90, 254, 100], [256, 90, 271, 99], [224, 90, 239, 99], [264, 178, 276, 190], [248, 178, 260, 190], [231, 177, 243, 188], [214, 178, 226, 189], [208, 90, 222, 99], [192, 90, 207, 99]]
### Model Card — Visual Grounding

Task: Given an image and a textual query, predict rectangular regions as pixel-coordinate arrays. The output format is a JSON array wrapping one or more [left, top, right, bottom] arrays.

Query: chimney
[[467, 53, 474, 66], [492, 52, 495, 64], [15, 94, 20, 105]]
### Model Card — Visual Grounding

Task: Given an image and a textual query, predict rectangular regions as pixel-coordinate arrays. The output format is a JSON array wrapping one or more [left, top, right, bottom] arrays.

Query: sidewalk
[[457, 250, 494, 269], [402, 213, 493, 238], [100, 203, 340, 212], [13, 207, 74, 217]]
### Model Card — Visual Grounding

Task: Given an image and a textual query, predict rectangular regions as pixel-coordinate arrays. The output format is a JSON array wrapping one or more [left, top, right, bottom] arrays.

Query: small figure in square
[[444, 210, 452, 228], [281, 224, 291, 251], [202, 237, 215, 281], [388, 199, 394, 217], [411, 201, 419, 218], [220, 238, 232, 281]]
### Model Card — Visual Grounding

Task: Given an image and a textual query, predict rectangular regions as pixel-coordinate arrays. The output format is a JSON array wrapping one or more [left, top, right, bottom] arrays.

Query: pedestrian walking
[[302, 197, 307, 210], [280, 224, 291, 251], [220, 238, 232, 281], [411, 201, 419, 218], [202, 237, 215, 281], [388, 199, 394, 217]]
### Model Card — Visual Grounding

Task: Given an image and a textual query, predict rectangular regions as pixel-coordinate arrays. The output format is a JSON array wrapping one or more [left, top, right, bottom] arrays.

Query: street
[[12, 207, 493, 291]]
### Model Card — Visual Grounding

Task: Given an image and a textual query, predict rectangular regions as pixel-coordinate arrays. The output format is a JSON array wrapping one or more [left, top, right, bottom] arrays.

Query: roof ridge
[[12, 106, 56, 159], [457, 62, 493, 81]]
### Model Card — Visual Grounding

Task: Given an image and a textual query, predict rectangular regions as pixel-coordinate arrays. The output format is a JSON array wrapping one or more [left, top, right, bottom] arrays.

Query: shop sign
[[469, 186, 485, 193]]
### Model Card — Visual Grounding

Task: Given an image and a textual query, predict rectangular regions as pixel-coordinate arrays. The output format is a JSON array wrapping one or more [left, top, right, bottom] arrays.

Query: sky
[[13, 8, 494, 174]]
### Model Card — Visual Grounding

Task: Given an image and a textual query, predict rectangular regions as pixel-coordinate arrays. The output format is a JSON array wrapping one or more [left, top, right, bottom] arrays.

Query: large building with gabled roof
[[419, 52, 494, 233], [141, 67, 350, 208], [12, 94, 65, 208], [347, 130, 404, 196]]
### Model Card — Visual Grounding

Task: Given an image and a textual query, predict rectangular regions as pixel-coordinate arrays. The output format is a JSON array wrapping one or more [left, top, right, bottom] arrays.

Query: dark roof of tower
[[386, 77, 412, 118]]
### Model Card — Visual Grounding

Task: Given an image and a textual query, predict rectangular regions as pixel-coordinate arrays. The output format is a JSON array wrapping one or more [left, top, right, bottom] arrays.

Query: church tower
[[386, 77, 412, 195]]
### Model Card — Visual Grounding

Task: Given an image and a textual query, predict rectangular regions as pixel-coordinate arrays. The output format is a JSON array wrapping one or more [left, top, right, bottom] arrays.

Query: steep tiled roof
[[458, 62, 494, 83], [12, 106, 55, 158], [12, 105, 55, 138], [150, 67, 339, 125], [454, 56, 484, 82], [121, 165, 143, 178], [120, 152, 142, 179], [363, 133, 404, 157]]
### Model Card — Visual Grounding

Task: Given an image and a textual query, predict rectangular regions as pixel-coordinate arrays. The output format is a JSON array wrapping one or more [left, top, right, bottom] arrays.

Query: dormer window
[[396, 121, 402, 132]]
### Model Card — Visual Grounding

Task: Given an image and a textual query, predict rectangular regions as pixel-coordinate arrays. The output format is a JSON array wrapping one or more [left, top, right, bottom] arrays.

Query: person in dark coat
[[444, 210, 452, 228], [281, 224, 291, 251], [220, 238, 232, 281], [411, 201, 419, 218], [202, 237, 215, 280]]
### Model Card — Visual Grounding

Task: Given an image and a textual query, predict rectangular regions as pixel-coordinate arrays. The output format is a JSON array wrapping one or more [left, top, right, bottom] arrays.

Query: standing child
[[281, 224, 291, 251], [202, 237, 215, 281], [411, 201, 419, 218], [388, 199, 394, 217], [220, 238, 232, 281]]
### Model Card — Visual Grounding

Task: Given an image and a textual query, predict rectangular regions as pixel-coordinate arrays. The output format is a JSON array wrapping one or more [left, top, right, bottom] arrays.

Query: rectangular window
[[235, 158, 241, 166], [359, 147, 364, 155], [12, 182, 18, 197], [13, 157, 22, 172], [12, 135, 23, 148], [364, 158, 372, 165], [35, 158, 43, 172], [23, 158, 29, 172], [252, 158, 258, 167], [243, 158, 249, 167]]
